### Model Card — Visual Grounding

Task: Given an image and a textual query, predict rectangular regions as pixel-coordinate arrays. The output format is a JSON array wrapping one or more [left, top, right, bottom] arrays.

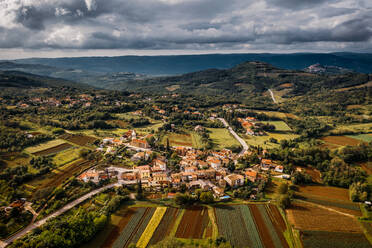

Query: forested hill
[[13, 52, 372, 75], [0, 70, 90, 89], [102, 61, 372, 96]]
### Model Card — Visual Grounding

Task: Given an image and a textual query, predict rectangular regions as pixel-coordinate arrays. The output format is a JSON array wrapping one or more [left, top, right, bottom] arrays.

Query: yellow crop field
[[137, 207, 167, 248]]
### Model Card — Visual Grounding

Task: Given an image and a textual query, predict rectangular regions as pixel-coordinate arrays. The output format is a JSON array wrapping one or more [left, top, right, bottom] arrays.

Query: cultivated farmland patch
[[286, 202, 361, 233], [32, 143, 73, 156], [320, 135, 364, 147], [175, 206, 210, 239], [301, 230, 371, 248], [163, 133, 193, 147], [215, 204, 288, 248], [148, 207, 180, 245], [61, 133, 98, 146], [111, 207, 155, 248]]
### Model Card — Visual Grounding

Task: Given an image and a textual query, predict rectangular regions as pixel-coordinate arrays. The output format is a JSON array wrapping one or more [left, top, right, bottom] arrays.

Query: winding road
[[218, 117, 249, 156], [0, 182, 123, 248], [268, 89, 277, 103]]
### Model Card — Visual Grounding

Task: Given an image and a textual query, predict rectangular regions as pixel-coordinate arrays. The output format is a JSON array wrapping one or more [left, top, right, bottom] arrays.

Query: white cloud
[[0, 0, 370, 55], [85, 0, 97, 11]]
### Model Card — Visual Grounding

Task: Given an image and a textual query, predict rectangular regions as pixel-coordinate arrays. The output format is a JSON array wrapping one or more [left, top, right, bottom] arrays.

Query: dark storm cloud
[[0, 0, 371, 53]]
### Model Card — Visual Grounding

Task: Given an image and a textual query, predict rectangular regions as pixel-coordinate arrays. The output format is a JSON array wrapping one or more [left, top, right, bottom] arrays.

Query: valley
[[0, 59, 371, 248]]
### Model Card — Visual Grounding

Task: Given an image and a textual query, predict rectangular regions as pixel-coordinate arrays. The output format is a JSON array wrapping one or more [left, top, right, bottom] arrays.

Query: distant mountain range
[[10, 52, 372, 75]]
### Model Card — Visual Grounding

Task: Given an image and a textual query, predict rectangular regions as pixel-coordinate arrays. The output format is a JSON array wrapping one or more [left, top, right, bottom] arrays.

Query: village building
[[122, 130, 136, 140], [245, 169, 258, 182], [152, 158, 167, 172], [121, 172, 138, 181], [130, 139, 150, 149], [275, 165, 284, 173], [224, 174, 245, 187], [137, 165, 151, 179], [207, 157, 222, 170], [131, 151, 152, 161]]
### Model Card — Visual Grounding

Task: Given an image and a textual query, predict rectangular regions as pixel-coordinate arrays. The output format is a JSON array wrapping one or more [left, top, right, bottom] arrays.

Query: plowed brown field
[[321, 136, 364, 146], [175, 206, 209, 239], [250, 204, 276, 248], [286, 202, 361, 232]]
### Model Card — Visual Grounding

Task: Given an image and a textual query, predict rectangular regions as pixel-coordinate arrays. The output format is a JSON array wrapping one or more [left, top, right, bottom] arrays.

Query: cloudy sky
[[0, 0, 372, 59]]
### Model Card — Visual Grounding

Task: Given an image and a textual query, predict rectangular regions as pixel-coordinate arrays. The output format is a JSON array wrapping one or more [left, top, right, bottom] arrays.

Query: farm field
[[61, 133, 98, 146], [53, 147, 82, 166], [360, 162, 372, 175], [207, 128, 241, 149], [111, 207, 156, 248], [296, 185, 361, 215], [215, 204, 289, 248], [253, 110, 299, 120], [190, 132, 205, 149], [32, 143, 73, 156], [320, 135, 364, 147], [347, 133, 372, 142], [135, 122, 164, 133], [25, 139, 67, 154], [286, 201, 361, 232], [244, 132, 299, 149], [332, 122, 372, 133], [175, 206, 211, 239], [28, 159, 91, 190], [81, 206, 136, 248], [162, 133, 193, 147], [84, 204, 291, 248], [148, 208, 180, 245], [301, 230, 371, 248], [265, 121, 292, 132]]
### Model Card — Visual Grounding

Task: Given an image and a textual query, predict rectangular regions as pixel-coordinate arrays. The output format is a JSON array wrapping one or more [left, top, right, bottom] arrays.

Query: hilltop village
[[0, 80, 371, 248]]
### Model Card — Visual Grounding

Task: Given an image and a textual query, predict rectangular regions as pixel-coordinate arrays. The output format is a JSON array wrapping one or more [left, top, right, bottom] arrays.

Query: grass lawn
[[116, 112, 143, 120], [244, 132, 299, 149], [25, 139, 66, 154], [53, 147, 82, 166], [162, 132, 193, 147], [135, 122, 163, 133], [190, 132, 205, 149], [207, 128, 240, 149], [265, 121, 292, 132], [253, 110, 299, 120]]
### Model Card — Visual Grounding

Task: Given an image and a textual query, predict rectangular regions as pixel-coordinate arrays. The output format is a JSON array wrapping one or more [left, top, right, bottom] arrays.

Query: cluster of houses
[[237, 117, 265, 136], [81, 139, 290, 199], [97, 130, 153, 155]]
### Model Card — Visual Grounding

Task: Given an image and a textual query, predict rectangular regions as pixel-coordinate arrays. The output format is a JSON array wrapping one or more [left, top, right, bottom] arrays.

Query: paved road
[[0, 183, 121, 248], [268, 89, 277, 103], [218, 118, 249, 156]]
